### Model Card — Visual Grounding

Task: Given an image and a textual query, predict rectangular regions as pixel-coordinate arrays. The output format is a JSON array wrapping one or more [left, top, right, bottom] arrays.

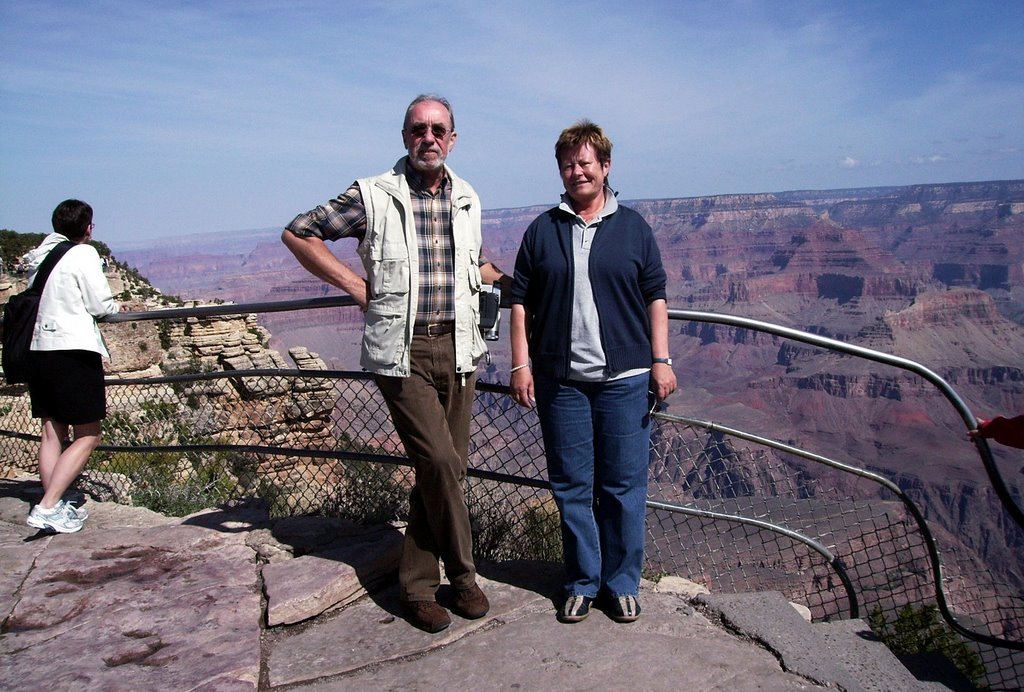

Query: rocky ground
[[0, 476, 953, 691]]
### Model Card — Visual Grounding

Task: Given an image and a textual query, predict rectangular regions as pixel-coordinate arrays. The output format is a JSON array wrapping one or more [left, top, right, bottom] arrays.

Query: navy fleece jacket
[[510, 204, 667, 379]]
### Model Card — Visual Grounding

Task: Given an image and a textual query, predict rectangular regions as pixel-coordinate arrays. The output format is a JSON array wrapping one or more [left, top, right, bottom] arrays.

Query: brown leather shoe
[[452, 584, 490, 619], [401, 600, 451, 633]]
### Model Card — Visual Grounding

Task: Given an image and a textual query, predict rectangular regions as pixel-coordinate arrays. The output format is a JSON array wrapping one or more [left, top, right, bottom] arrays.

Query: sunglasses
[[406, 123, 451, 139]]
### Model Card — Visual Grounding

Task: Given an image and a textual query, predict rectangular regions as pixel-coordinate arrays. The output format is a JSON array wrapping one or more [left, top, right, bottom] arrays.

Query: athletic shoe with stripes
[[557, 595, 593, 623], [609, 594, 642, 623]]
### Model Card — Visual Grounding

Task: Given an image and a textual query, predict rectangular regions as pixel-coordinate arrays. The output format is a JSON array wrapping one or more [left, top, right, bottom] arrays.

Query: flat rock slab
[[0, 477, 929, 692], [0, 518, 47, 624], [262, 524, 404, 626], [282, 587, 821, 691], [266, 571, 551, 687], [813, 618, 933, 691], [0, 501, 262, 691], [697, 591, 854, 689]]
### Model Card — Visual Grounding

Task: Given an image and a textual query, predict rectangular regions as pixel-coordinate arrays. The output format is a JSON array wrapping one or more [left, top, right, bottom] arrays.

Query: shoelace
[[54, 500, 83, 524]]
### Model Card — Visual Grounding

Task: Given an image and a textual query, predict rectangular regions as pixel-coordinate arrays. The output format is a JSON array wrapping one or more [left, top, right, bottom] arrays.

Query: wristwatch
[[653, 357, 673, 366]]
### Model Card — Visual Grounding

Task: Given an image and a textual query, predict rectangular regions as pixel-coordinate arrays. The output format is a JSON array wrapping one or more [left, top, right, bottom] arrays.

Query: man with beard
[[282, 94, 506, 633]]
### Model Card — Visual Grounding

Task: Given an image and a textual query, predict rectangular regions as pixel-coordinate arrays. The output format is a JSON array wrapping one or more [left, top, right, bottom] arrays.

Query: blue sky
[[2, 0, 1022, 249]]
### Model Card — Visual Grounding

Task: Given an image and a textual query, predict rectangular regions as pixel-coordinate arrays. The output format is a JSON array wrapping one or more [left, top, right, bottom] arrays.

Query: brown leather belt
[[412, 322, 455, 336]]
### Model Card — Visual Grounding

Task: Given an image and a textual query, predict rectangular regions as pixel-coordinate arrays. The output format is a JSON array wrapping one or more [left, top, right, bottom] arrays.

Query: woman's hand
[[647, 300, 675, 402], [650, 362, 676, 402], [509, 305, 534, 407], [511, 367, 535, 408]]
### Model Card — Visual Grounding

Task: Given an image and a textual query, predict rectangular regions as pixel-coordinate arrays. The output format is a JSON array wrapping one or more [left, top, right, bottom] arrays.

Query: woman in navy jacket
[[509, 121, 676, 623]]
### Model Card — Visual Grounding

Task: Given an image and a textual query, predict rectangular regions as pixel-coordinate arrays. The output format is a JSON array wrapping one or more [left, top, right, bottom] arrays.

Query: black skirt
[[28, 350, 107, 425]]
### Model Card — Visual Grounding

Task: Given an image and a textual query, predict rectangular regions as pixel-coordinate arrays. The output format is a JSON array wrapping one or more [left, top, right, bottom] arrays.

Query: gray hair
[[403, 94, 455, 132]]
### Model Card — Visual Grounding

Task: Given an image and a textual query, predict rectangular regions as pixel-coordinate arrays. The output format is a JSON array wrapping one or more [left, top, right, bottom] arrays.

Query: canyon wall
[[115, 180, 1024, 591]]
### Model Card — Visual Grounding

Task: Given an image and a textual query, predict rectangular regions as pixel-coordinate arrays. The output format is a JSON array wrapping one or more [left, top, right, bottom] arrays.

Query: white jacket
[[24, 233, 118, 357]]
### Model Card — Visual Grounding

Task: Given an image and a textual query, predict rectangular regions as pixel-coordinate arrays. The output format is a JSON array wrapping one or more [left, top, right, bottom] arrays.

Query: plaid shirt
[[286, 164, 464, 324]]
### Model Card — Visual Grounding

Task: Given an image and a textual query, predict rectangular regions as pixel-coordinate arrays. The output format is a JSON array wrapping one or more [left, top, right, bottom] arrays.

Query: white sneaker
[[61, 499, 89, 521], [27, 503, 84, 533]]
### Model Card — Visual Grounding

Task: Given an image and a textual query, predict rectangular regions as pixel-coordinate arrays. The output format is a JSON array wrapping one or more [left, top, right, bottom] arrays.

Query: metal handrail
[[101, 294, 360, 323], [108, 299, 1020, 530], [668, 308, 1024, 531], [646, 495, 860, 619], [659, 411, 1022, 651]]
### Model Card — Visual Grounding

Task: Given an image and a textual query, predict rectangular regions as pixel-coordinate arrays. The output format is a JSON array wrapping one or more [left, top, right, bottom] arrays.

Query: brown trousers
[[375, 333, 478, 602]]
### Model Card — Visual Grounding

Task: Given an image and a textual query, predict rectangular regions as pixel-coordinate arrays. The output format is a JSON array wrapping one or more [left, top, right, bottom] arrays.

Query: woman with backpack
[[22, 199, 118, 533]]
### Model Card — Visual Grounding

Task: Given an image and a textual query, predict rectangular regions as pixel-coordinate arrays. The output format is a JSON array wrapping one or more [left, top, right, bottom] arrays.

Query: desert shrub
[[94, 447, 242, 517], [520, 495, 563, 562], [131, 455, 238, 516], [157, 320, 173, 350], [466, 478, 519, 561], [468, 483, 562, 563], [868, 604, 986, 687], [97, 406, 245, 515], [324, 459, 409, 525]]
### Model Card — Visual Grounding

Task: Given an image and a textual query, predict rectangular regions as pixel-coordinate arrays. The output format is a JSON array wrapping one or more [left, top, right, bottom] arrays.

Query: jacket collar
[[375, 156, 473, 210]]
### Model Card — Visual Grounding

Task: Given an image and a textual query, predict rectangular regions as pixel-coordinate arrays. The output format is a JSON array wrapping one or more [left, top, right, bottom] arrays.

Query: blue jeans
[[534, 373, 651, 598]]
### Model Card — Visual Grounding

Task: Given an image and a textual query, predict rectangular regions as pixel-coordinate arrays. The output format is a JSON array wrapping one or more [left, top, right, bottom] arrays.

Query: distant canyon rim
[[116, 180, 1024, 595]]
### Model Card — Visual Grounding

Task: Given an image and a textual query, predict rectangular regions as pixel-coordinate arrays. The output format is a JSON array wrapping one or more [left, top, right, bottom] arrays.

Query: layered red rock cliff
[[116, 180, 1024, 591]]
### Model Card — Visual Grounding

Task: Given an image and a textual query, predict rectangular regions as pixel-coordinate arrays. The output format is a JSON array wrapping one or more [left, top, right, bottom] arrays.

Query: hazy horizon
[[103, 175, 1024, 253]]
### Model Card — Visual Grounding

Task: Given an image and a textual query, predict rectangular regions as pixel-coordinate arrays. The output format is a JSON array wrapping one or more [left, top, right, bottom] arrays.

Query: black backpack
[[1, 241, 75, 384]]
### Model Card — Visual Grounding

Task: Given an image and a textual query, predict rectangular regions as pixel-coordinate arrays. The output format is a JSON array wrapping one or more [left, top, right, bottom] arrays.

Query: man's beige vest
[[355, 157, 487, 377]]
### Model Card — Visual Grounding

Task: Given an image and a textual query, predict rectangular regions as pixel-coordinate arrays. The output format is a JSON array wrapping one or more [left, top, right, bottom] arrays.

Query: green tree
[[0, 229, 45, 268], [0, 229, 111, 268]]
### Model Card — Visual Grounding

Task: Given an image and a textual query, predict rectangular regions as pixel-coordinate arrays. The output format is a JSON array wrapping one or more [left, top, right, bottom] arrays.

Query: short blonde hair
[[555, 120, 612, 165]]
